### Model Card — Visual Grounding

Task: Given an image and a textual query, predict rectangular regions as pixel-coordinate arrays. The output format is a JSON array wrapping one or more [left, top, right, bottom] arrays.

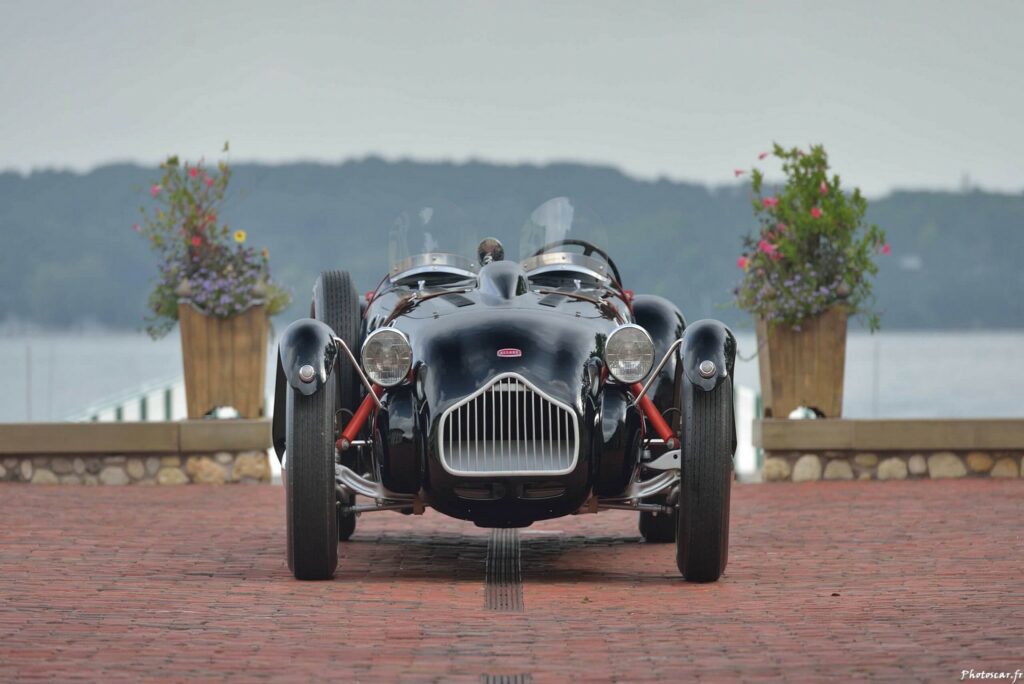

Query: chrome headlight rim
[[604, 323, 656, 384], [360, 327, 413, 388]]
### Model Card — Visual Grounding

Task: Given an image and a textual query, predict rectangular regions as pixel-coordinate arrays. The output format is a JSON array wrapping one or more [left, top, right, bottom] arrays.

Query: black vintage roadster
[[273, 198, 737, 582]]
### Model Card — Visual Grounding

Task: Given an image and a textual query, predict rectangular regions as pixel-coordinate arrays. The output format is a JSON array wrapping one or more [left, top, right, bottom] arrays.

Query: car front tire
[[285, 381, 339, 580], [675, 376, 734, 582]]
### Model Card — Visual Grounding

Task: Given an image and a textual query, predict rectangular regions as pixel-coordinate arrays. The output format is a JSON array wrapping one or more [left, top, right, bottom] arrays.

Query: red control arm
[[337, 385, 384, 450], [631, 382, 679, 449]]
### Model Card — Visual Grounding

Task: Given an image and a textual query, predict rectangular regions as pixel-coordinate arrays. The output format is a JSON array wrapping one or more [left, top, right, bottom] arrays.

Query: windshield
[[519, 196, 614, 284], [519, 197, 608, 261], [387, 196, 612, 284], [388, 200, 480, 283]]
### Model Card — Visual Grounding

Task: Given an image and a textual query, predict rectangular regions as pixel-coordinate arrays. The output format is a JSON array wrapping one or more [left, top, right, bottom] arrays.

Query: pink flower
[[776, 222, 787, 232], [737, 255, 749, 270], [810, 207, 822, 219], [204, 177, 214, 187], [758, 151, 769, 160], [757, 239, 777, 256], [191, 236, 202, 247], [734, 169, 745, 177], [149, 184, 162, 197], [189, 167, 198, 178], [763, 197, 779, 208], [880, 243, 891, 255], [131, 223, 140, 232], [819, 180, 828, 195]]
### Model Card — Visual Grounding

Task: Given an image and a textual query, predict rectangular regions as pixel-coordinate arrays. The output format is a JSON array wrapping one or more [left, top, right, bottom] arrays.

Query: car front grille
[[438, 373, 579, 476]]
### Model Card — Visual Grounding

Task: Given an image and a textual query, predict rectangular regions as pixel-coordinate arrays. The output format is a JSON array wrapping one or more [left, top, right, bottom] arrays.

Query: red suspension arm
[[337, 385, 384, 450], [631, 382, 679, 449]]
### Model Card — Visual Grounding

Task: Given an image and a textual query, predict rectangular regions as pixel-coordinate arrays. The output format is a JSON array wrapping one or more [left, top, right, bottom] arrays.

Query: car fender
[[632, 294, 686, 413], [679, 319, 736, 392], [272, 318, 339, 459]]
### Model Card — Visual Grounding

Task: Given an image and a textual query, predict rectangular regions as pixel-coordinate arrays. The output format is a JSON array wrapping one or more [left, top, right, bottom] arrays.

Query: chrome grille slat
[[438, 373, 579, 476]]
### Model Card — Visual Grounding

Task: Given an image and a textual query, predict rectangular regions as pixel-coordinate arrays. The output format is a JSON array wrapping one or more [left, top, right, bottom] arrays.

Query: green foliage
[[136, 145, 291, 337], [736, 144, 887, 330], [1, 159, 1022, 333]]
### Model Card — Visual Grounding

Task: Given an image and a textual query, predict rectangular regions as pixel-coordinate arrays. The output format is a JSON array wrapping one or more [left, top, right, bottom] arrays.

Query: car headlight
[[604, 324, 655, 384], [361, 328, 413, 387]]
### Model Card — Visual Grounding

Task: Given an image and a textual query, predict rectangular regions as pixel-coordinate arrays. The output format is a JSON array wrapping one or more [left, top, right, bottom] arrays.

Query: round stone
[[73, 457, 86, 475], [145, 457, 160, 476], [233, 452, 271, 482], [59, 474, 81, 485], [215, 451, 234, 465], [0, 464, 6, 480], [763, 457, 792, 482], [186, 457, 226, 485], [126, 458, 146, 480], [31, 469, 59, 485], [823, 459, 853, 481], [792, 454, 822, 482], [82, 474, 99, 486], [907, 454, 927, 476], [51, 458, 74, 475], [157, 468, 189, 486], [990, 457, 1020, 478], [19, 460, 33, 481], [85, 458, 102, 474], [877, 457, 908, 480], [99, 466, 129, 486], [927, 452, 967, 479], [965, 452, 994, 473]]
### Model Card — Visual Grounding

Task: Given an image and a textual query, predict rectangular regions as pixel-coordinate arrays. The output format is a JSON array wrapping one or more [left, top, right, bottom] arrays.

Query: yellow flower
[[233, 230, 247, 243]]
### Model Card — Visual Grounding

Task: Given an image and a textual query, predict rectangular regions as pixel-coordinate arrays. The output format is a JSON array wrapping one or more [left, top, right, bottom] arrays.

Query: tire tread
[[676, 377, 733, 582]]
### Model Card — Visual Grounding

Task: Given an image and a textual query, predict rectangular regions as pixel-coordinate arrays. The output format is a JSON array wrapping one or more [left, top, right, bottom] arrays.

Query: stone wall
[[763, 450, 1023, 482], [0, 451, 272, 485], [0, 420, 273, 485]]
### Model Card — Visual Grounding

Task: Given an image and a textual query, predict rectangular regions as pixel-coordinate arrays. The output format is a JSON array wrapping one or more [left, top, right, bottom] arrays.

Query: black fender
[[375, 386, 420, 494], [679, 319, 736, 392], [272, 318, 339, 459], [593, 386, 642, 496], [632, 294, 686, 416]]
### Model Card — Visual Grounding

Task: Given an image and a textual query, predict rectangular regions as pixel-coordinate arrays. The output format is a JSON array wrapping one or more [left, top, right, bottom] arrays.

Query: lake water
[[1, 331, 1022, 422]]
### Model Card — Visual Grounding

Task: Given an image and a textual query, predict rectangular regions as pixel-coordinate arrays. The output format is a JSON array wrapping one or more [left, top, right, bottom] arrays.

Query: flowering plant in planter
[[135, 145, 291, 338], [734, 143, 888, 331]]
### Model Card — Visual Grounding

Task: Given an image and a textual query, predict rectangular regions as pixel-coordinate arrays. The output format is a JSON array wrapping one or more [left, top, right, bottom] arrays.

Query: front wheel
[[285, 382, 339, 580], [675, 376, 734, 582]]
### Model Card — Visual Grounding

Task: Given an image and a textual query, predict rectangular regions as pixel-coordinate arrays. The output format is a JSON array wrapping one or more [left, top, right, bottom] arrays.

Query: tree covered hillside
[[1, 159, 1021, 331]]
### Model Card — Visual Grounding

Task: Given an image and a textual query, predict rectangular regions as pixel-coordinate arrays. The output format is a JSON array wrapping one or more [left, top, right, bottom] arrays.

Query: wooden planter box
[[756, 307, 847, 418], [178, 302, 269, 419]]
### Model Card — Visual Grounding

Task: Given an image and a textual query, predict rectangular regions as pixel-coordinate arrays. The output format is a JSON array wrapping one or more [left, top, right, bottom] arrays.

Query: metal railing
[[66, 376, 187, 423]]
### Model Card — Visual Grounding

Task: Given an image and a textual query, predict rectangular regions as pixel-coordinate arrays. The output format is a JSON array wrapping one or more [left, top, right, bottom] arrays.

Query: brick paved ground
[[0, 480, 1022, 682]]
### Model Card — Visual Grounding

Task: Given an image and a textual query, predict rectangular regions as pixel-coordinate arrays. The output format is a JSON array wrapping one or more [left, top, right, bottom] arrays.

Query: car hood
[[398, 307, 612, 414]]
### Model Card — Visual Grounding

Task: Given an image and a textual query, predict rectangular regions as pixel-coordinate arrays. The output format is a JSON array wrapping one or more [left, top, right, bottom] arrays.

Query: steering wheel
[[530, 239, 623, 286]]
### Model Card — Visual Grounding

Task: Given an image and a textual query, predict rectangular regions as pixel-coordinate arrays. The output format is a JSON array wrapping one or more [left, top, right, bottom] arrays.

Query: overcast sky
[[1, 1, 1021, 196]]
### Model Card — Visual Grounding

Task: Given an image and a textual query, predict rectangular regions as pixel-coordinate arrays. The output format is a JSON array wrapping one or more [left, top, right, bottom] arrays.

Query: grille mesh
[[438, 374, 579, 475]]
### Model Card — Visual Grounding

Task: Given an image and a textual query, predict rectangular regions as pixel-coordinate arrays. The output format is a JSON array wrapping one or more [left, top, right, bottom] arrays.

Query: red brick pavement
[[0, 480, 1022, 682]]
